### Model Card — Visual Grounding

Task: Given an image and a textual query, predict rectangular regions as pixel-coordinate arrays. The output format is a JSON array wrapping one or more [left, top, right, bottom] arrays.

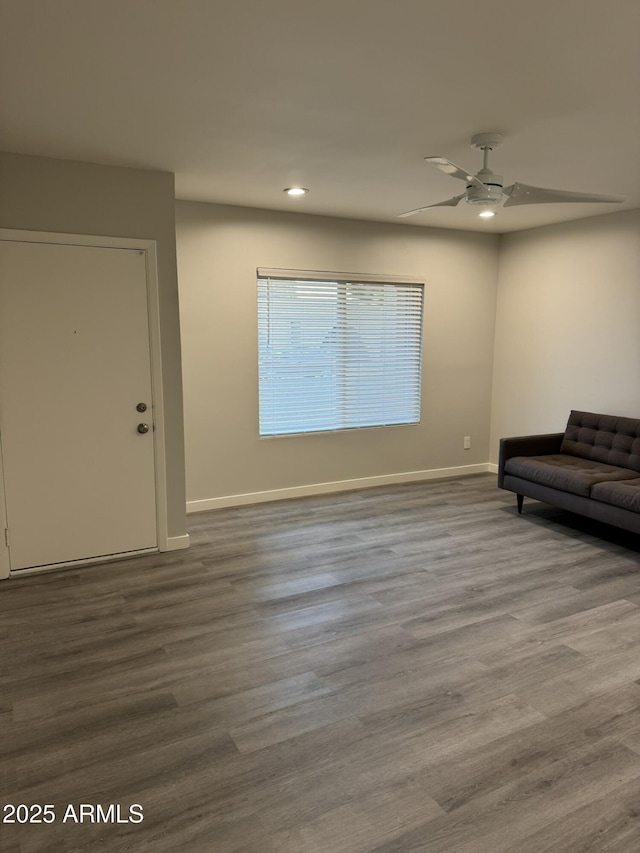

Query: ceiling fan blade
[[425, 156, 488, 191], [503, 182, 625, 207], [398, 194, 465, 218]]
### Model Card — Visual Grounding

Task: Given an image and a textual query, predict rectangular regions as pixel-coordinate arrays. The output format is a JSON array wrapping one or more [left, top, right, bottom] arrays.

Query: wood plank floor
[[3, 474, 640, 851]]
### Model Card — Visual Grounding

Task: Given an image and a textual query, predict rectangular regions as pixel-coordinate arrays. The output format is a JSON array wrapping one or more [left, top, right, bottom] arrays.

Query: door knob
[[137, 423, 150, 434]]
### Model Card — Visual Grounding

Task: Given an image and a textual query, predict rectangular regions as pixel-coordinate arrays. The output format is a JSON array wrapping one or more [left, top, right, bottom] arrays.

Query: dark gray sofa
[[498, 410, 640, 535]]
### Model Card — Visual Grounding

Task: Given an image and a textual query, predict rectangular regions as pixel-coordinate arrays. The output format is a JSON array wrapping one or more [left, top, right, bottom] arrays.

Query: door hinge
[[4, 528, 9, 548]]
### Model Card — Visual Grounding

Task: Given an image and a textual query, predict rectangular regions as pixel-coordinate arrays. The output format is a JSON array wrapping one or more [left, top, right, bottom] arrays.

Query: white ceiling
[[1, 0, 639, 233]]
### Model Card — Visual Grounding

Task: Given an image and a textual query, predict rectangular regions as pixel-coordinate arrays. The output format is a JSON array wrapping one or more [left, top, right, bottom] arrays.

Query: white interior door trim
[[0, 229, 170, 578]]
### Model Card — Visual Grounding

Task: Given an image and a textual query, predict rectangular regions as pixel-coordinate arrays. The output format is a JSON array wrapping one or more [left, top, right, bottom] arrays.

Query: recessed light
[[284, 187, 309, 196], [478, 209, 496, 218]]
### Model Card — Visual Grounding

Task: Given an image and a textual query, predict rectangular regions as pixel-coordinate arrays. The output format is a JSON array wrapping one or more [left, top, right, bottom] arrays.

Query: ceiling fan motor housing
[[466, 170, 503, 205]]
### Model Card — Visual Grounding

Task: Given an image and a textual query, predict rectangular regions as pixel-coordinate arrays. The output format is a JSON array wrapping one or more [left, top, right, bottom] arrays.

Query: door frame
[[0, 228, 170, 579]]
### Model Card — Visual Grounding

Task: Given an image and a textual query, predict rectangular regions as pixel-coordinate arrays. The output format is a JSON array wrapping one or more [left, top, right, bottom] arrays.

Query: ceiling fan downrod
[[465, 132, 505, 206]]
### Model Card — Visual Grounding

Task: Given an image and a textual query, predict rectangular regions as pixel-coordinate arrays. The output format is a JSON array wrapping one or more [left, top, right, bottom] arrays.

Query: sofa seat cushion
[[591, 479, 640, 513], [503, 454, 638, 497]]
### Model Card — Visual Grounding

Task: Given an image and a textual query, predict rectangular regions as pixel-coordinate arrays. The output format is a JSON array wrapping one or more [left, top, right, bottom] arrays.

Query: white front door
[[0, 239, 158, 570]]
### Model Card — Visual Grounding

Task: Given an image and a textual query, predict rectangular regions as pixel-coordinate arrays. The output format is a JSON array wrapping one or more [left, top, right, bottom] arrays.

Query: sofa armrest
[[497, 432, 564, 488]]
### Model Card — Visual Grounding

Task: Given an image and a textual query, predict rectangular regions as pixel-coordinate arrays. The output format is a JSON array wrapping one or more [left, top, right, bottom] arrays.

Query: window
[[257, 269, 424, 436]]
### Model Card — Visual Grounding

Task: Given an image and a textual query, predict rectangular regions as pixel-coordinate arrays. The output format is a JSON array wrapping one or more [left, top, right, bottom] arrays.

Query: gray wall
[[490, 209, 640, 461], [0, 152, 187, 538], [176, 200, 500, 507]]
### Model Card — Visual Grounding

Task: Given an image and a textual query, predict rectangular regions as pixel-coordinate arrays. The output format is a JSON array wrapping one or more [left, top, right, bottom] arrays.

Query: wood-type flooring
[[4, 474, 640, 851]]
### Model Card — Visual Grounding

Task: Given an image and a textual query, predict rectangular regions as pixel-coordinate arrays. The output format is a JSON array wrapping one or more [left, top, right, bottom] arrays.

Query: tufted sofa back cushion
[[560, 410, 640, 473]]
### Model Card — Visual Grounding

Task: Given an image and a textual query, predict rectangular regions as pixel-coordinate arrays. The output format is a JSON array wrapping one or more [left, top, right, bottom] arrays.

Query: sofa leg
[[517, 494, 524, 514]]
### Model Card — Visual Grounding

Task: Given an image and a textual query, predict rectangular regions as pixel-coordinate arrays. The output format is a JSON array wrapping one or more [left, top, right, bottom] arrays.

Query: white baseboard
[[186, 463, 493, 513], [487, 462, 498, 474], [164, 534, 190, 551]]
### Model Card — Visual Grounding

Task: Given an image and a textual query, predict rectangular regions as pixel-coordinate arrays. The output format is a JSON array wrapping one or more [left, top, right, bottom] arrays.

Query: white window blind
[[257, 271, 424, 436]]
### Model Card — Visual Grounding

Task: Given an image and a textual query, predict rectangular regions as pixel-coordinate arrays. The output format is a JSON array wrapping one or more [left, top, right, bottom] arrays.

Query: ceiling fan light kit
[[399, 132, 625, 219]]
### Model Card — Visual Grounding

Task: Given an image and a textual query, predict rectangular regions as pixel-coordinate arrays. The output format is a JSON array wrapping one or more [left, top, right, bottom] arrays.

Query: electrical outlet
[[463, 436, 471, 449]]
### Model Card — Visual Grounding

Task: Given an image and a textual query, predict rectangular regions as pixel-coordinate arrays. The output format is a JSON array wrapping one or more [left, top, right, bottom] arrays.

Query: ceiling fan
[[399, 132, 625, 219]]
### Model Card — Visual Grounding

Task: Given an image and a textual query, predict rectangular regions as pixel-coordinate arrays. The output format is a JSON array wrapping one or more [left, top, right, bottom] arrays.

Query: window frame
[[257, 268, 425, 438]]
